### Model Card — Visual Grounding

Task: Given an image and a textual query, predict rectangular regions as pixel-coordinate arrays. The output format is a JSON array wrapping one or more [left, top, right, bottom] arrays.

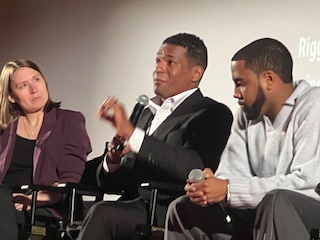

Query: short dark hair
[[232, 38, 293, 83], [163, 33, 208, 71]]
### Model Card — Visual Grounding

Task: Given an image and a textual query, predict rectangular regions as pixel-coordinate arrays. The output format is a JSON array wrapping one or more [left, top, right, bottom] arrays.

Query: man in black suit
[[77, 33, 233, 240]]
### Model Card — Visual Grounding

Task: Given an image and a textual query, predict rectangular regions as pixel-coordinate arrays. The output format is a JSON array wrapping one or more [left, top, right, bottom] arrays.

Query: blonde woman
[[0, 59, 92, 239]]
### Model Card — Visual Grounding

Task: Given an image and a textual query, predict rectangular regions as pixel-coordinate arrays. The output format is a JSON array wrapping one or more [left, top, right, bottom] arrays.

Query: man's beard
[[243, 87, 266, 120]]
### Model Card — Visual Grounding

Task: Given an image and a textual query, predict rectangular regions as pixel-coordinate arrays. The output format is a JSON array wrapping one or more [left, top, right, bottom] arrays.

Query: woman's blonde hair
[[0, 59, 61, 130]]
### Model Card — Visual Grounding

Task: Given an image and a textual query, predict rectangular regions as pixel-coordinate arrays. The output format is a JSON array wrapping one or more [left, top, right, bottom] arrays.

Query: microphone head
[[129, 94, 149, 126], [136, 94, 149, 106], [188, 169, 204, 183]]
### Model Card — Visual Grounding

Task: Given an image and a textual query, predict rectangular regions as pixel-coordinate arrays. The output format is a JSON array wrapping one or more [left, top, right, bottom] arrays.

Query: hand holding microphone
[[187, 168, 232, 225], [186, 168, 212, 206], [186, 168, 229, 205], [98, 95, 149, 154]]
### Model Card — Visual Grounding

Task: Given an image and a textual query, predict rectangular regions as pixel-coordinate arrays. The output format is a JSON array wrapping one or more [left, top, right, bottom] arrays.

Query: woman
[[0, 59, 92, 239]]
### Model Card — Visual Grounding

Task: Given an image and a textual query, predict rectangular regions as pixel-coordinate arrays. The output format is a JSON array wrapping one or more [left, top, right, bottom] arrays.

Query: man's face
[[232, 60, 266, 120], [153, 43, 200, 99]]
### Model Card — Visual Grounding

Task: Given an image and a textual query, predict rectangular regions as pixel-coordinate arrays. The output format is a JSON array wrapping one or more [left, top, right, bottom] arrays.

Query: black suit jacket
[[101, 89, 233, 200]]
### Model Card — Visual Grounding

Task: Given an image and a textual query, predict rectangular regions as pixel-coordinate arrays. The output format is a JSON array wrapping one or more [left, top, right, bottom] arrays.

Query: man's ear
[[191, 66, 204, 84], [263, 70, 276, 90], [8, 95, 16, 103]]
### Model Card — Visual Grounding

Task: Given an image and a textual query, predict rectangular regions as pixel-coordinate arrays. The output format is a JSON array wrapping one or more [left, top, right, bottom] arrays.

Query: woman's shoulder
[[57, 108, 83, 115], [52, 107, 86, 121]]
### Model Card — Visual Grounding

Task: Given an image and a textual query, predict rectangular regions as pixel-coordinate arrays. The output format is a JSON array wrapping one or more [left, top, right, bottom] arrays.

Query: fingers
[[97, 96, 118, 119], [15, 203, 24, 211], [185, 175, 224, 205], [13, 194, 31, 211], [15, 203, 23, 211], [108, 136, 126, 152], [203, 168, 214, 178], [187, 191, 208, 206], [185, 182, 208, 205], [12, 192, 27, 199], [97, 97, 132, 138], [184, 182, 194, 192], [15, 203, 30, 211]]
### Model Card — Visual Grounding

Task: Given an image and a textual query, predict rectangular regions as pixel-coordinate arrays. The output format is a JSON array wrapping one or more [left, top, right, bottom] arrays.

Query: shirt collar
[[271, 80, 311, 128], [148, 88, 198, 114], [284, 80, 311, 106]]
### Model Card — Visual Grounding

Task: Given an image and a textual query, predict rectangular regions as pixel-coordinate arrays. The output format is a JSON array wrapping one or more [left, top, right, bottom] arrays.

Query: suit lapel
[[151, 89, 205, 140], [0, 123, 17, 182], [170, 89, 206, 116], [151, 115, 183, 141], [136, 109, 154, 131], [33, 108, 57, 179]]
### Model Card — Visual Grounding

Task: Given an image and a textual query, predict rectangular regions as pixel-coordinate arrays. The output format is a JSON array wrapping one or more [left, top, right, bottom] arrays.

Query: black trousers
[[0, 184, 18, 240], [77, 197, 148, 240]]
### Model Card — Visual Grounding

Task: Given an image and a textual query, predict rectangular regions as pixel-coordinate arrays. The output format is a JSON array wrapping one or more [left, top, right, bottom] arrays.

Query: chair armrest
[[140, 181, 185, 195], [139, 181, 185, 227], [12, 183, 110, 224], [14, 183, 111, 196], [139, 181, 185, 205]]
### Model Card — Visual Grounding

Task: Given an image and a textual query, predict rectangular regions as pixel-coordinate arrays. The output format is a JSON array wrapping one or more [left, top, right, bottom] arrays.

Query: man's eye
[[168, 60, 173, 65]]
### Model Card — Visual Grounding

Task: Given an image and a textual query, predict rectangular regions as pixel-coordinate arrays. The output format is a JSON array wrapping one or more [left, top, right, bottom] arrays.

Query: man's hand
[[185, 168, 228, 206], [107, 136, 131, 164], [97, 96, 135, 140]]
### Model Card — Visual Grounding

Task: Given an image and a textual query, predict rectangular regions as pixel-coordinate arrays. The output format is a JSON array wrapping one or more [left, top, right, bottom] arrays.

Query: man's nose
[[154, 61, 165, 73], [233, 88, 241, 99]]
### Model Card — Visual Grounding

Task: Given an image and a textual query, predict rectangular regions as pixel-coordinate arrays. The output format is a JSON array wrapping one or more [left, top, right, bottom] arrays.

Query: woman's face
[[9, 67, 49, 114]]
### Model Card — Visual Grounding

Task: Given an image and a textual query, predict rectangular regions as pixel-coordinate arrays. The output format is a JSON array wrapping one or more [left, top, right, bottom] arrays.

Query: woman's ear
[[8, 95, 16, 103]]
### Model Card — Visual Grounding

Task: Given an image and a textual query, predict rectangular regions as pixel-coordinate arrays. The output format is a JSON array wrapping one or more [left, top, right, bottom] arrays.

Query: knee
[[258, 189, 293, 211], [265, 189, 293, 201], [86, 201, 111, 220], [167, 195, 189, 217], [0, 184, 13, 203], [0, 184, 10, 195], [167, 197, 179, 214]]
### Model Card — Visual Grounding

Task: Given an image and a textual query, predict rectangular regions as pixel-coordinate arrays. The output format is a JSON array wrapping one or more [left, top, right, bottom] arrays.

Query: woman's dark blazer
[[0, 107, 92, 218]]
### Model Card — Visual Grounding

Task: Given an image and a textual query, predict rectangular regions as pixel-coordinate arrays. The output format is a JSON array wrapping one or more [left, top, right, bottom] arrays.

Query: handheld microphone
[[188, 169, 204, 183], [117, 94, 149, 167], [111, 94, 149, 152], [129, 94, 149, 126], [187, 169, 233, 228]]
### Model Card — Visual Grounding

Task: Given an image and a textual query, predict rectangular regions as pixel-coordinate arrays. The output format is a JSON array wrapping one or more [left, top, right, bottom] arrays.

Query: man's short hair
[[232, 38, 293, 83], [163, 33, 208, 71]]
